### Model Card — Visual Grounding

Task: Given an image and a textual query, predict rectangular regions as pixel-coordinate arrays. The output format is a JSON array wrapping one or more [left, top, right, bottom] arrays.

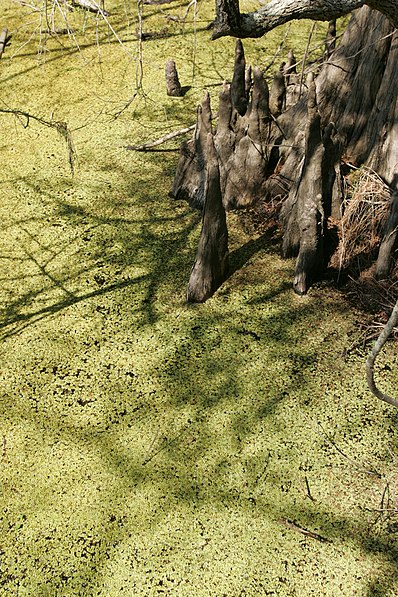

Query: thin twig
[[280, 518, 331, 543], [12, 0, 42, 10], [136, 0, 144, 89], [142, 423, 191, 466], [299, 21, 316, 99], [305, 475, 315, 501], [192, 0, 198, 81], [0, 106, 76, 173], [263, 24, 291, 74]]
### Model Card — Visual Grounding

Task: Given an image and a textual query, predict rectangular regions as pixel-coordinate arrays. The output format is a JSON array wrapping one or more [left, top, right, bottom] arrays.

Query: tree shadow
[[228, 227, 281, 278], [3, 278, 398, 594], [2, 31, 398, 591]]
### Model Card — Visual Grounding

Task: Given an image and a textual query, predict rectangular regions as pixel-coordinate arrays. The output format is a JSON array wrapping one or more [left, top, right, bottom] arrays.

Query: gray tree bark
[[366, 298, 398, 407], [187, 134, 229, 302], [181, 0, 398, 403], [165, 60, 183, 97], [171, 92, 212, 209], [0, 28, 8, 59], [375, 193, 398, 280], [172, 5, 398, 303], [213, 0, 398, 39]]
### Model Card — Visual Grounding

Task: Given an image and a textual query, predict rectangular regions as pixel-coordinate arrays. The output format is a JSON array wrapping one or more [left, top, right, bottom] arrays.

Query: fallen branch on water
[[0, 107, 76, 173], [71, 0, 110, 15], [366, 298, 398, 407], [42, 27, 75, 35], [126, 124, 195, 151]]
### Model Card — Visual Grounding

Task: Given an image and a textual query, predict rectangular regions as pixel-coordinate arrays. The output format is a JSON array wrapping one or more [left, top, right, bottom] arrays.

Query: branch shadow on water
[[2, 164, 398, 594], [227, 226, 281, 279], [0, 180, 201, 340]]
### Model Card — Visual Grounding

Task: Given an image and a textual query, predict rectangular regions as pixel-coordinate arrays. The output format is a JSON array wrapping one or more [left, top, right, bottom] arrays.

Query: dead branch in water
[[126, 124, 196, 151], [71, 0, 110, 15], [280, 518, 331, 543], [0, 107, 76, 173], [366, 298, 398, 407]]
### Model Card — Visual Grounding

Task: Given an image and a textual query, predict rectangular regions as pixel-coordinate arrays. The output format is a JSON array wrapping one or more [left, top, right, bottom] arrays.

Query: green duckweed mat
[[1, 2, 397, 594]]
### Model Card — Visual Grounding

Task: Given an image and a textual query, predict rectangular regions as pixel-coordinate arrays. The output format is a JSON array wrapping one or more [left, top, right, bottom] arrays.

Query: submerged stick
[[280, 518, 331, 543], [42, 28, 76, 35]]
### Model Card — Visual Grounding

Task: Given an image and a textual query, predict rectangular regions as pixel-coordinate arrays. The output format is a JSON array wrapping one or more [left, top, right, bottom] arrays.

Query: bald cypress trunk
[[172, 7, 398, 296]]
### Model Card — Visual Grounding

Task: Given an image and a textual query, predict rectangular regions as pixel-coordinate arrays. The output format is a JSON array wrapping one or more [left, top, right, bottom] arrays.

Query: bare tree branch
[[126, 124, 196, 151], [71, 0, 110, 15], [280, 518, 331, 543], [0, 107, 76, 173], [212, 0, 398, 39], [366, 298, 398, 407]]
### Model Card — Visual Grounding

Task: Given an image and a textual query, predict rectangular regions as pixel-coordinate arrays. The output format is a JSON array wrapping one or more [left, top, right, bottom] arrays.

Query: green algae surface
[[1, 2, 398, 595]]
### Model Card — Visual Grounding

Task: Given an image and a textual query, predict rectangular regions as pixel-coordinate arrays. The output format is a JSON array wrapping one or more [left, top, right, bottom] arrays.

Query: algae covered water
[[1, 1, 398, 594]]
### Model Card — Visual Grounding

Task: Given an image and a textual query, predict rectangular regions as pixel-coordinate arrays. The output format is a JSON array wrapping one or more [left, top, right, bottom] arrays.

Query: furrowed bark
[[324, 20, 337, 60], [375, 193, 398, 280], [231, 39, 248, 115], [223, 66, 272, 209], [288, 76, 326, 294], [214, 81, 235, 194], [171, 7, 398, 295], [171, 92, 212, 208], [213, 0, 398, 39], [187, 134, 229, 303], [213, 0, 242, 38], [363, 29, 398, 190], [165, 60, 183, 97], [269, 66, 286, 116]]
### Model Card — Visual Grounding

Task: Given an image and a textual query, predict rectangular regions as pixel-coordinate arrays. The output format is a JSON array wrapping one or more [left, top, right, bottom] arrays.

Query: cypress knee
[[165, 59, 183, 97], [187, 134, 229, 303]]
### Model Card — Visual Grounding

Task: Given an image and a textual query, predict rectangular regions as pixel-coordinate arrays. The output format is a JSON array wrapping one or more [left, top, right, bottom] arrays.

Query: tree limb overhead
[[212, 0, 398, 39]]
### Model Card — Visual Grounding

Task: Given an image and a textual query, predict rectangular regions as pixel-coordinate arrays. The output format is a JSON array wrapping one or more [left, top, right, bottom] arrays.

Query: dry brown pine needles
[[334, 167, 393, 272]]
